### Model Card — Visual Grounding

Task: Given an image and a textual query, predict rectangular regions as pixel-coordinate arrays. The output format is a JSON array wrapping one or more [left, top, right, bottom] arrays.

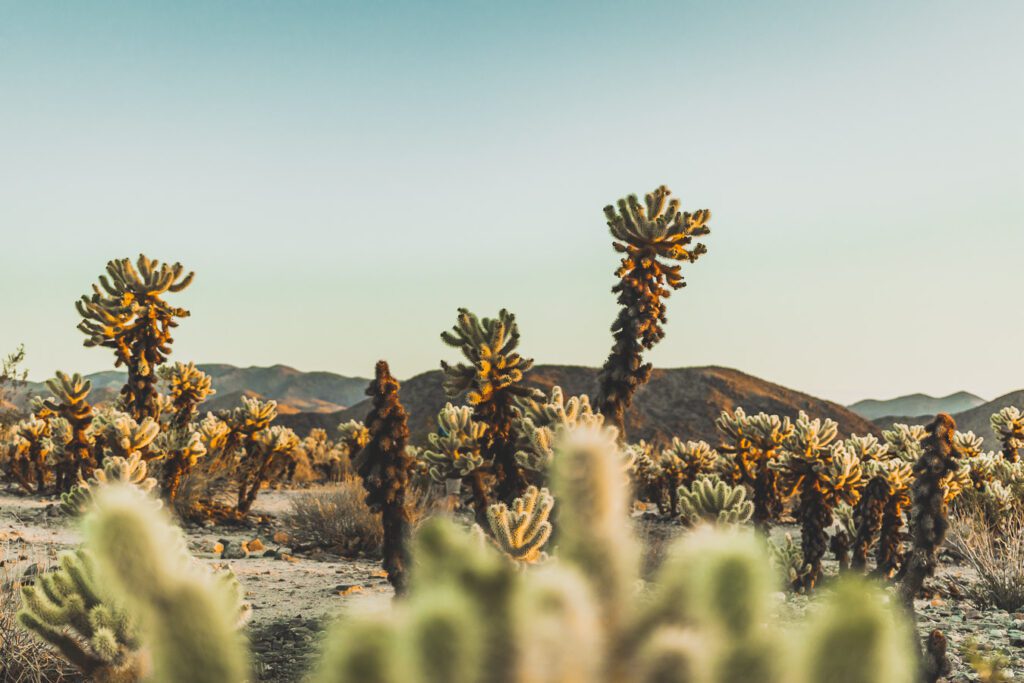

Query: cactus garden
[[3, 4, 1021, 681]]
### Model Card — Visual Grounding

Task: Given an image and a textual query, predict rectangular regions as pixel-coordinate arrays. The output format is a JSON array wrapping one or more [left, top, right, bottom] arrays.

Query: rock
[[45, 505, 61, 518], [272, 531, 290, 544], [221, 542, 249, 560], [247, 538, 265, 552], [263, 549, 277, 558], [22, 562, 43, 578], [335, 585, 363, 596]]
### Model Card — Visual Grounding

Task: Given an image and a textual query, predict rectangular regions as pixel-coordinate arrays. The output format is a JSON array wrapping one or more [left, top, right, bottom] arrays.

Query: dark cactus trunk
[[851, 477, 888, 571], [874, 496, 906, 578], [797, 484, 830, 591]]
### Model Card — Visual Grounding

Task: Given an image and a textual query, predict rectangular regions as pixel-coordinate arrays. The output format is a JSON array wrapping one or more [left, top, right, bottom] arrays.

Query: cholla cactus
[[440, 308, 542, 502], [99, 414, 160, 460], [678, 475, 754, 526], [82, 485, 249, 683], [657, 438, 719, 516], [844, 433, 889, 462], [774, 412, 863, 590], [849, 457, 912, 574], [18, 548, 143, 681], [883, 423, 927, 462], [899, 414, 962, 606], [769, 533, 809, 588], [514, 386, 605, 474], [716, 408, 793, 527], [159, 362, 214, 427], [12, 414, 53, 493], [875, 459, 914, 578], [355, 361, 415, 595], [336, 419, 370, 457], [484, 485, 553, 563], [423, 403, 490, 522], [990, 406, 1024, 462], [41, 372, 95, 492], [76, 255, 193, 421], [235, 424, 299, 514], [595, 186, 711, 439], [61, 451, 159, 516]]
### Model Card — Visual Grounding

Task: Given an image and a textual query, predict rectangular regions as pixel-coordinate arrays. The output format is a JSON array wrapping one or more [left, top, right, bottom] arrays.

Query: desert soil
[[2, 491, 1022, 682]]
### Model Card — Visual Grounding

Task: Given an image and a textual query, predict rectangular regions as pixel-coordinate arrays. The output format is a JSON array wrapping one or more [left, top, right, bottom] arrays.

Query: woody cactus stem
[[76, 255, 193, 421], [852, 476, 889, 571], [898, 414, 961, 606], [595, 186, 711, 438], [355, 361, 414, 596]]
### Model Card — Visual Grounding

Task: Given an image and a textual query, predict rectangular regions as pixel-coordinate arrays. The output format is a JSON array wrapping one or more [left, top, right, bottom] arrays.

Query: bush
[[284, 482, 384, 557], [0, 548, 78, 683], [947, 503, 1024, 611]]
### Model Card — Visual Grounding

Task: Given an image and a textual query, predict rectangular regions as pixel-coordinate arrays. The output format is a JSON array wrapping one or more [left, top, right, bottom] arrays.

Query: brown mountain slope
[[279, 365, 878, 446]]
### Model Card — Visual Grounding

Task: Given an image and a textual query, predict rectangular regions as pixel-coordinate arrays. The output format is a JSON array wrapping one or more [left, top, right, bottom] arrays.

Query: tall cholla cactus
[[41, 371, 95, 492], [423, 403, 489, 522], [774, 412, 863, 590], [716, 408, 794, 527], [82, 485, 249, 683], [18, 548, 143, 681], [76, 255, 194, 421], [157, 362, 215, 502], [514, 386, 605, 475], [842, 434, 890, 571], [336, 419, 370, 457], [440, 308, 542, 502], [483, 485, 553, 563], [990, 406, 1023, 462], [355, 361, 415, 595], [595, 186, 711, 438], [899, 413, 962, 606], [235, 425, 299, 514]]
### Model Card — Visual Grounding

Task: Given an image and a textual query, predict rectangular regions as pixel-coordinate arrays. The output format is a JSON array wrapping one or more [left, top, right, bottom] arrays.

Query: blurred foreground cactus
[[595, 186, 711, 438]]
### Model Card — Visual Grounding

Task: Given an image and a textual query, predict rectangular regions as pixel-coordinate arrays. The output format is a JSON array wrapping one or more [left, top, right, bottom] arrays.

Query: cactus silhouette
[[595, 186, 711, 438], [354, 360, 415, 595], [440, 308, 542, 504], [76, 255, 193, 422]]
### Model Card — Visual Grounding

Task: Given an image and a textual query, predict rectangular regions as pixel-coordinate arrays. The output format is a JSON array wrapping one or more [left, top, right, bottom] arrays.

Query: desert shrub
[[284, 482, 384, 557], [0, 548, 78, 683], [947, 504, 1024, 611]]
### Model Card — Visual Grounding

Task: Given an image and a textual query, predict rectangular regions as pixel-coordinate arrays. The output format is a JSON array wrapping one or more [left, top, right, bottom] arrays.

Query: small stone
[[221, 542, 249, 560], [272, 531, 290, 544], [247, 538, 265, 552], [276, 553, 298, 563], [22, 562, 43, 577], [335, 585, 363, 596]]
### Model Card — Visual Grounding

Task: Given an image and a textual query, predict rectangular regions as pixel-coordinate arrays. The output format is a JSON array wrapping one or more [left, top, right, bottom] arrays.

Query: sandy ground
[[3, 489, 1022, 682]]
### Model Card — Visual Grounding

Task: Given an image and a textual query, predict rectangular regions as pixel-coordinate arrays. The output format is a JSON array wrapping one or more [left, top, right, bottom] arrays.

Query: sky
[[1, 1, 1021, 405]]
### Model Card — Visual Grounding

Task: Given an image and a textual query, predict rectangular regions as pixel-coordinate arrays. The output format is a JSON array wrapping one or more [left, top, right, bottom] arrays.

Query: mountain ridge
[[848, 391, 986, 421]]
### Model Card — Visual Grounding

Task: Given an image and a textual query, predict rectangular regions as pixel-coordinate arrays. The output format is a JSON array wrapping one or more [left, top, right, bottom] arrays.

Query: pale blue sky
[[1, 1, 1021, 404]]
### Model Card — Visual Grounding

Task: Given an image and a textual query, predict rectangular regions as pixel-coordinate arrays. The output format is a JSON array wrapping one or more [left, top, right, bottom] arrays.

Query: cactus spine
[[595, 186, 711, 438], [355, 360, 415, 595], [76, 255, 193, 422]]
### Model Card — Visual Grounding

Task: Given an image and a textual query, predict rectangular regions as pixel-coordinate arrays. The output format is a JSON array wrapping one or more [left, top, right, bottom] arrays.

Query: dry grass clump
[[0, 549, 79, 683], [284, 481, 384, 557], [947, 502, 1024, 611]]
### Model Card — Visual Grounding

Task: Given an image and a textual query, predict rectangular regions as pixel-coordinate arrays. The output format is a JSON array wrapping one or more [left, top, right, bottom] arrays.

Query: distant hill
[[13, 364, 369, 415], [868, 390, 1024, 449], [280, 365, 879, 446], [848, 392, 985, 421]]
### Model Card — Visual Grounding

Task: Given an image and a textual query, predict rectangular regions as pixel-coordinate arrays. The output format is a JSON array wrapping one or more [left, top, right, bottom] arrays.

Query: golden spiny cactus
[[336, 419, 370, 458], [774, 412, 863, 590], [158, 361, 214, 428], [12, 414, 53, 493], [656, 438, 719, 516], [990, 406, 1024, 462], [440, 308, 542, 502], [513, 386, 605, 475], [157, 362, 215, 502], [41, 372, 95, 492], [484, 485, 553, 563], [235, 424, 299, 514], [716, 408, 794, 527], [61, 451, 159, 516], [678, 475, 754, 526], [76, 255, 193, 421], [595, 186, 711, 438]]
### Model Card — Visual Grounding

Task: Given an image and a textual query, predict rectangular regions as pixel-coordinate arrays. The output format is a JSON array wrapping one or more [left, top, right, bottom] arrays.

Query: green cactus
[[40, 371, 95, 492], [990, 406, 1024, 463], [595, 186, 711, 439], [354, 360, 415, 595], [768, 532, 810, 588], [657, 438, 719, 516], [423, 404, 487, 480], [774, 412, 863, 590], [677, 474, 754, 526], [76, 255, 193, 422], [513, 386, 604, 475], [82, 485, 250, 683], [440, 308, 542, 503], [61, 450, 159, 516], [18, 548, 143, 681], [483, 485, 553, 563]]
